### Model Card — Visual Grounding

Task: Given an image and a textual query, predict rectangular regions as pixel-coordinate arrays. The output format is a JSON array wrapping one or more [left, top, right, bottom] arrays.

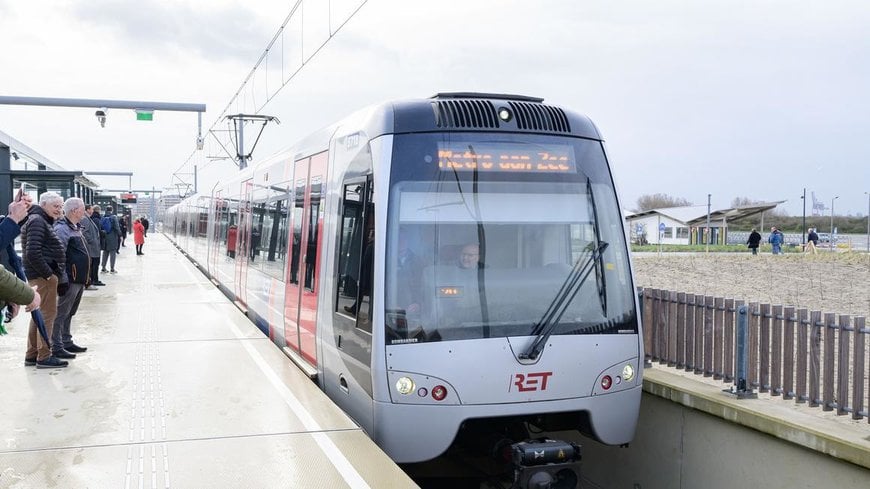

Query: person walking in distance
[[141, 215, 149, 237], [100, 206, 121, 273], [806, 228, 819, 255], [51, 197, 89, 358], [81, 205, 105, 288], [133, 217, 145, 255], [768, 226, 784, 255], [746, 228, 762, 255], [22, 192, 68, 368]]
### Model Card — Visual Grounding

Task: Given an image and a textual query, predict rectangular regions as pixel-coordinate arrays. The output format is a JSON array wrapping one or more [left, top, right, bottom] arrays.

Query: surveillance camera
[[196, 136, 204, 151], [95, 109, 107, 128]]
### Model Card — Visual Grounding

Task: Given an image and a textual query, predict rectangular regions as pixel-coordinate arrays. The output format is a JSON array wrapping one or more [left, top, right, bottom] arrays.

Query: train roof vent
[[432, 99, 500, 129], [507, 101, 572, 133]]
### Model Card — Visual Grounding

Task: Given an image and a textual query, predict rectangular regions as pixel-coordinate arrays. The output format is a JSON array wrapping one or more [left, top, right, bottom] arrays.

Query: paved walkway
[[0, 234, 415, 488]]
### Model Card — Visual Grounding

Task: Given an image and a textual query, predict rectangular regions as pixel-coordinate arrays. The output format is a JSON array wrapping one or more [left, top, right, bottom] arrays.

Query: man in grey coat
[[82, 204, 104, 288], [51, 197, 89, 358]]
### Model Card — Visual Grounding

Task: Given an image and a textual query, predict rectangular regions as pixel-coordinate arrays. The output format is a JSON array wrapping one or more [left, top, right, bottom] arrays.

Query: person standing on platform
[[141, 216, 149, 237], [133, 217, 145, 255], [22, 192, 67, 368], [100, 206, 121, 274], [0, 263, 40, 319], [51, 197, 89, 358], [81, 205, 105, 289], [0, 192, 40, 321], [90, 205, 106, 284], [746, 228, 762, 255], [118, 214, 128, 249]]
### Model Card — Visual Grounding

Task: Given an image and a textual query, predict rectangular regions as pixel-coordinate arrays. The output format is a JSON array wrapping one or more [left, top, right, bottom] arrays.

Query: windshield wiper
[[587, 177, 607, 318], [519, 241, 609, 361]]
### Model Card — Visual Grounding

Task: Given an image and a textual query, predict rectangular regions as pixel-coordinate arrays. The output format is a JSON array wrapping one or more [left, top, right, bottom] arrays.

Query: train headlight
[[622, 364, 635, 382], [396, 377, 415, 395], [497, 107, 513, 122]]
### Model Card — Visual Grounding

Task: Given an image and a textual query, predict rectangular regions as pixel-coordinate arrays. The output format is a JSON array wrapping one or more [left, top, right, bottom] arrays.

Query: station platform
[[0, 234, 416, 488]]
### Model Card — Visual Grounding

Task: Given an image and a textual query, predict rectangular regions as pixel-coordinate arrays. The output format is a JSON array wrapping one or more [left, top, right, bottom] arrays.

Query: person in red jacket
[[133, 218, 146, 255]]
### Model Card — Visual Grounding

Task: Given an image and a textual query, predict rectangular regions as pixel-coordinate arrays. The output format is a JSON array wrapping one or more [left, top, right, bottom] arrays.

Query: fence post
[[640, 289, 652, 368], [726, 305, 756, 399], [851, 317, 866, 422]]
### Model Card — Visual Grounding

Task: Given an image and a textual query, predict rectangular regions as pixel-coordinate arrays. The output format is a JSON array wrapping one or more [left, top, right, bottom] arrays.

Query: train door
[[209, 192, 222, 277], [235, 179, 253, 306], [324, 173, 374, 430], [283, 152, 327, 365], [284, 164, 307, 354]]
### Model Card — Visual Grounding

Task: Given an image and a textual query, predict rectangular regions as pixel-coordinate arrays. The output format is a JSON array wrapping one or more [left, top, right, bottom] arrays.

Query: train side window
[[289, 179, 305, 284], [335, 177, 374, 333], [336, 183, 364, 315], [251, 182, 290, 279], [304, 176, 323, 291]]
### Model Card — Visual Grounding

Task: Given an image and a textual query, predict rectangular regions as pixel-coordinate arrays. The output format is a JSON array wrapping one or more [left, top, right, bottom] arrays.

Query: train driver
[[458, 243, 482, 269]]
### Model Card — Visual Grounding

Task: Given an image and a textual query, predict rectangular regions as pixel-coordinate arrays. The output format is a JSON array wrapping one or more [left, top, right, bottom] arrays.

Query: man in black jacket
[[22, 192, 68, 369]]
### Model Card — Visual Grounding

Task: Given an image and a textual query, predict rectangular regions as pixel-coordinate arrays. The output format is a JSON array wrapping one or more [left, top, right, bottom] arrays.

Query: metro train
[[165, 93, 643, 466]]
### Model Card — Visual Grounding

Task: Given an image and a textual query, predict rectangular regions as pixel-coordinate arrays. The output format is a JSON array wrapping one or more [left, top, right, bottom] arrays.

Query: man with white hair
[[51, 197, 89, 358], [22, 192, 67, 368]]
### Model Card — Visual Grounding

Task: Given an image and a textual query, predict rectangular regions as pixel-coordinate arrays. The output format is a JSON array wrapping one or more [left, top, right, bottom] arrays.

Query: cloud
[[67, 0, 270, 62]]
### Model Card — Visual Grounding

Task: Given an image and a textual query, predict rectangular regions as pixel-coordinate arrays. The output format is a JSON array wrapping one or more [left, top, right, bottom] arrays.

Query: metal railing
[[640, 287, 869, 422]]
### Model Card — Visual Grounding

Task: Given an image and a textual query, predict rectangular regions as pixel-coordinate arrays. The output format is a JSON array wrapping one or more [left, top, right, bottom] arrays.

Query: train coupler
[[510, 438, 581, 489]]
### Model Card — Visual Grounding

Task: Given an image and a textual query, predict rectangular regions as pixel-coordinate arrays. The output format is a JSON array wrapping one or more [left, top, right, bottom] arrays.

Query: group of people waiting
[[746, 226, 821, 255], [0, 191, 148, 369]]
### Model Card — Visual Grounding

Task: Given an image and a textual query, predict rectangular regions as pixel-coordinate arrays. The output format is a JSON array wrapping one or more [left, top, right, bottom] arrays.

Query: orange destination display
[[437, 142, 576, 173]]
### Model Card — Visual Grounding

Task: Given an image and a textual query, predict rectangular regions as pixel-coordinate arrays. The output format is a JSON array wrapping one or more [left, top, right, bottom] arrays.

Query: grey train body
[[166, 93, 644, 463]]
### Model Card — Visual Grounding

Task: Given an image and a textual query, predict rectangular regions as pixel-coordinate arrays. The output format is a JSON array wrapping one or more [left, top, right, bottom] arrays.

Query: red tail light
[[431, 385, 447, 401], [601, 375, 612, 390]]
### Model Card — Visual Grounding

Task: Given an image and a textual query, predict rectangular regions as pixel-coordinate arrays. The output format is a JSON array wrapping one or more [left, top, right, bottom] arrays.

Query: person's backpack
[[101, 216, 113, 233]]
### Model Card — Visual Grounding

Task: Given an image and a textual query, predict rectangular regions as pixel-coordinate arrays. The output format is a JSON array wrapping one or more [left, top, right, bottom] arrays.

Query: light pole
[[706, 194, 711, 253], [801, 188, 806, 248], [865, 191, 869, 253], [830, 196, 839, 252]]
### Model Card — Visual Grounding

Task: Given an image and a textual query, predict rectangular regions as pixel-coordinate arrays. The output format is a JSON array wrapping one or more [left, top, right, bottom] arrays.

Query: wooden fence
[[640, 288, 869, 422]]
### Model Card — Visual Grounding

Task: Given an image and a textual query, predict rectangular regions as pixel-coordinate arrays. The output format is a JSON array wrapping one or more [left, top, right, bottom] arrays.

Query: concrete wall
[[563, 370, 870, 488]]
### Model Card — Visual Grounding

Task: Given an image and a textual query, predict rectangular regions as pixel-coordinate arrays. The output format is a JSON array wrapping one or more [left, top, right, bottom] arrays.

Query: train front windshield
[[385, 133, 637, 344]]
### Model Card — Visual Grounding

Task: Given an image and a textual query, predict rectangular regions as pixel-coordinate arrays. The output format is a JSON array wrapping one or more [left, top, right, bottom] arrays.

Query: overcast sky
[[1, 0, 868, 216]]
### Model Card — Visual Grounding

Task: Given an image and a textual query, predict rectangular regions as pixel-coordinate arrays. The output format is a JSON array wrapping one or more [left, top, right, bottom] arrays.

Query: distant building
[[624, 202, 784, 245]]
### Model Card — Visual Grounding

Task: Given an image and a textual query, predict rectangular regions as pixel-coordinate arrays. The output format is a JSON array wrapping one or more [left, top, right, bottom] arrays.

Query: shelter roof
[[625, 201, 785, 226]]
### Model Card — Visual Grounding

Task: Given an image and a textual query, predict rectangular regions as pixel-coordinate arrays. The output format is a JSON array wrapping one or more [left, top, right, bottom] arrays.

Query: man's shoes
[[36, 356, 69, 369], [65, 344, 87, 353], [101, 268, 108, 273], [24, 357, 36, 366], [110, 269, 117, 274], [52, 349, 76, 359], [94, 281, 106, 286]]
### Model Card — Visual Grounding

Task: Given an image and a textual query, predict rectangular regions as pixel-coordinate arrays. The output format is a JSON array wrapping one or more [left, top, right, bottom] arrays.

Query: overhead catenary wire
[[170, 0, 370, 191]]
